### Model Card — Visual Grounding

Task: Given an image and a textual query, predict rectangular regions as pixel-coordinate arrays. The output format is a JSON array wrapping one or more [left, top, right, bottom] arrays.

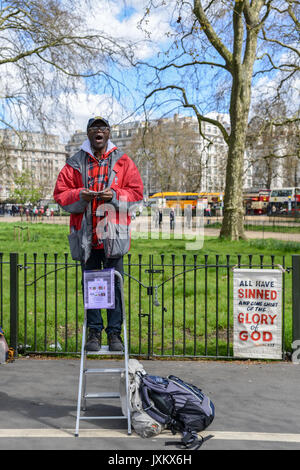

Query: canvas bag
[[0, 327, 9, 363]]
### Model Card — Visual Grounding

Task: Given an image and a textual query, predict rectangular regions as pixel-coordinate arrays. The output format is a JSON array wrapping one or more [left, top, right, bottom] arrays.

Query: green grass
[[0, 221, 299, 358]]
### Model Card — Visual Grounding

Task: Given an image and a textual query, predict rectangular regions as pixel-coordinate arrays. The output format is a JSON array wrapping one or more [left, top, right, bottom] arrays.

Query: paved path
[[1, 358, 300, 450]]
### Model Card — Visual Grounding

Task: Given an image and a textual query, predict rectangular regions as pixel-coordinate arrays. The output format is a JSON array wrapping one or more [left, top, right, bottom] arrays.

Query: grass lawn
[[0, 222, 299, 358]]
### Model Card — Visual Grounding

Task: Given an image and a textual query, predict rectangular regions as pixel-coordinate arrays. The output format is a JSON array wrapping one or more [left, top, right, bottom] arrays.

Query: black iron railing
[[0, 252, 299, 359]]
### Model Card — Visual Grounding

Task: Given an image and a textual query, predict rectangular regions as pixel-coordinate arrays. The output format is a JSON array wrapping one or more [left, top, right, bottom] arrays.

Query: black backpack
[[140, 374, 215, 449]]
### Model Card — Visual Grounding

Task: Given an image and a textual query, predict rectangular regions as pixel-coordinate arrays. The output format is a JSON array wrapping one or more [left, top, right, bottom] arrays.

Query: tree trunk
[[220, 69, 252, 240], [220, 139, 246, 240], [220, 7, 260, 240]]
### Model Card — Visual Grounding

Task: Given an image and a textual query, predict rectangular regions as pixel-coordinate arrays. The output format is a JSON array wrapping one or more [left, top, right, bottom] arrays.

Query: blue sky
[[82, 0, 299, 132], [0, 0, 298, 141], [83, 0, 229, 127]]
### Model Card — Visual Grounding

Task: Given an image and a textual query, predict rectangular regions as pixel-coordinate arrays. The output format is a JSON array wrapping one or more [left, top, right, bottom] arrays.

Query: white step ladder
[[75, 270, 131, 437]]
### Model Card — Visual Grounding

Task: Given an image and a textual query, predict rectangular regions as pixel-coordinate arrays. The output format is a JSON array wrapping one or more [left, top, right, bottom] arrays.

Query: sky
[[60, 0, 229, 138], [60, 0, 176, 137], [67, 1, 177, 133], [61, 0, 300, 141], [0, 0, 299, 143], [0, 0, 174, 141]]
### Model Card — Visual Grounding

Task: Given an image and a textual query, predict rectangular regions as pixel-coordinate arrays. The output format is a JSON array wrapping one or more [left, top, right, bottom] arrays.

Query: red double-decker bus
[[244, 189, 271, 215], [269, 187, 300, 214]]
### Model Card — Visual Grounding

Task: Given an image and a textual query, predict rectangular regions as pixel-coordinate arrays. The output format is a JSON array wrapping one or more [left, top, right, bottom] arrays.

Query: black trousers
[[81, 249, 124, 335]]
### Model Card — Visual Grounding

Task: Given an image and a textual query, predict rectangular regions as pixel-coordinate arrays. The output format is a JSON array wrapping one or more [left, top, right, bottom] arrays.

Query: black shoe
[[85, 329, 102, 352], [108, 333, 124, 352]]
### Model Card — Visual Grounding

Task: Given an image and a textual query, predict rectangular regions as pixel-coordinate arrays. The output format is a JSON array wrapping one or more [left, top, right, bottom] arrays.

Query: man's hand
[[81, 189, 95, 202], [98, 188, 113, 202], [81, 188, 113, 202]]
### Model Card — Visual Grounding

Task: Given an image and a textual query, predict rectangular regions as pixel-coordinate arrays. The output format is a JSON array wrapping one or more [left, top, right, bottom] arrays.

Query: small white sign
[[84, 269, 115, 310], [87, 278, 108, 309], [233, 269, 282, 359]]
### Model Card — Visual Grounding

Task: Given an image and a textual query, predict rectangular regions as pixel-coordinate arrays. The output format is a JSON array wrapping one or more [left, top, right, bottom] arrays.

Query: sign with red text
[[233, 269, 282, 359]]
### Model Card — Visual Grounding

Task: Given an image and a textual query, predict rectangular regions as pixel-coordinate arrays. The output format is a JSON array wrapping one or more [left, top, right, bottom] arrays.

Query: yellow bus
[[148, 192, 202, 210], [148, 191, 223, 210]]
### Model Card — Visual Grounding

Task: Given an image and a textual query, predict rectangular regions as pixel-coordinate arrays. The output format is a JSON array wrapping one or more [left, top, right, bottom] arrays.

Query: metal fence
[[1, 251, 299, 359]]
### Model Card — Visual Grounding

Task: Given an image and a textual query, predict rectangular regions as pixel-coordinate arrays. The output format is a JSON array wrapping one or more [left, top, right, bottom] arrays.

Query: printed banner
[[233, 269, 282, 359], [84, 269, 115, 310]]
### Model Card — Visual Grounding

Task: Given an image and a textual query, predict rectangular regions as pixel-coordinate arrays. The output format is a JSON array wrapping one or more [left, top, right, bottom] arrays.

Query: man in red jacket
[[54, 116, 143, 352]]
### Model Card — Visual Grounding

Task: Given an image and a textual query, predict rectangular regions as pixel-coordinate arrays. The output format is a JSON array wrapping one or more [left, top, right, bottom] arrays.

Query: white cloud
[[27, 86, 129, 143], [81, 0, 174, 60], [65, 1, 179, 135], [58, 91, 128, 141], [0, 0, 177, 139]]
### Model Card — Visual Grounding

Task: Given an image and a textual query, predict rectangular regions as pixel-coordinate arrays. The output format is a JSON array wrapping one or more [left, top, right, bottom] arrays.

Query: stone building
[[0, 129, 67, 201], [65, 114, 242, 196]]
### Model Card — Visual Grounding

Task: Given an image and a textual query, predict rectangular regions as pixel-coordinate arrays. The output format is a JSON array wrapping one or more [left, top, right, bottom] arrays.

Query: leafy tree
[[10, 169, 43, 204]]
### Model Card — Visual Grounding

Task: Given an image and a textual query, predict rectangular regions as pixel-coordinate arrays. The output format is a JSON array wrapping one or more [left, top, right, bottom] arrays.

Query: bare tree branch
[[193, 0, 233, 70], [144, 84, 230, 143]]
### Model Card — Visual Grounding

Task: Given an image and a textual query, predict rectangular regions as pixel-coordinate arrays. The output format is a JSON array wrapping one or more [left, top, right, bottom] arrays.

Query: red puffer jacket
[[53, 148, 144, 261]]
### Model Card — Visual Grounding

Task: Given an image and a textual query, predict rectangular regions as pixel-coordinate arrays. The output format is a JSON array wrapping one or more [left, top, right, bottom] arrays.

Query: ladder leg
[[82, 348, 87, 411], [75, 314, 87, 437], [123, 314, 131, 435], [125, 346, 131, 435], [116, 271, 132, 435]]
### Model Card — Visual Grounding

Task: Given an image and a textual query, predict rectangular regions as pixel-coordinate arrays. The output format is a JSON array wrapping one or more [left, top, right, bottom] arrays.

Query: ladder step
[[86, 346, 124, 356], [79, 416, 127, 421], [84, 392, 120, 399], [84, 368, 124, 374]]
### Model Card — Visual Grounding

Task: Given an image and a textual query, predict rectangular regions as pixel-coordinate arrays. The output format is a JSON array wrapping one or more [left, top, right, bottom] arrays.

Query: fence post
[[10, 252, 19, 355], [292, 255, 300, 344]]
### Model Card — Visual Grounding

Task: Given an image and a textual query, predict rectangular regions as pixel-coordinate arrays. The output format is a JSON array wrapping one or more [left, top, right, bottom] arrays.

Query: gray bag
[[67, 156, 90, 262], [102, 221, 131, 259], [68, 227, 83, 261]]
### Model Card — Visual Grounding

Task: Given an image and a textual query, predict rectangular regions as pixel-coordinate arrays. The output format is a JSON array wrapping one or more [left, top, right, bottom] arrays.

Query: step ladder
[[75, 270, 131, 437]]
